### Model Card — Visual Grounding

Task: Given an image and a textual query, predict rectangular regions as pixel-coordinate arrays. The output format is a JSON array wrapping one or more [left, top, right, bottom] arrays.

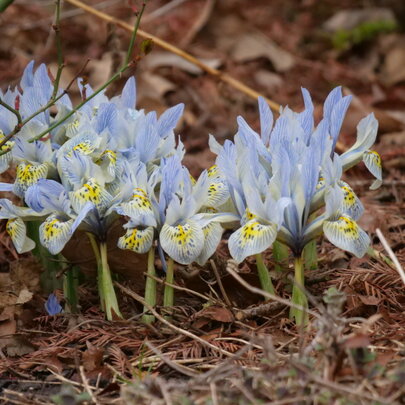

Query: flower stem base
[[255, 253, 275, 295], [142, 247, 156, 324], [289, 255, 309, 326], [163, 258, 174, 318]]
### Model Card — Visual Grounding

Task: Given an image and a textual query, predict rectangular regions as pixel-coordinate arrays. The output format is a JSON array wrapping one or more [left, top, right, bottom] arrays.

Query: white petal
[[228, 219, 277, 263], [160, 220, 204, 265], [70, 178, 112, 214], [195, 222, 223, 266], [117, 226, 154, 254], [6, 217, 35, 253], [39, 214, 74, 255], [363, 150, 382, 190], [14, 162, 48, 198], [323, 215, 370, 258], [339, 181, 364, 220]]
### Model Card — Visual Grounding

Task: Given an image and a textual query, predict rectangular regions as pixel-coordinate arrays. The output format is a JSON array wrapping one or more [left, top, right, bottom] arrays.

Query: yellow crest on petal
[[15, 162, 48, 196], [118, 227, 154, 253], [333, 216, 359, 239], [71, 178, 111, 213], [6, 218, 18, 239], [72, 140, 96, 155], [207, 165, 219, 178], [0, 131, 14, 153], [239, 221, 270, 246]]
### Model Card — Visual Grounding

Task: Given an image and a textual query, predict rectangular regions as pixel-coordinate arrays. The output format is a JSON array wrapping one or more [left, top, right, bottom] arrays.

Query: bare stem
[[163, 257, 175, 316], [124, 1, 148, 66], [0, 99, 22, 125], [51, 0, 64, 101], [289, 254, 309, 326], [255, 253, 275, 295], [142, 246, 156, 324]]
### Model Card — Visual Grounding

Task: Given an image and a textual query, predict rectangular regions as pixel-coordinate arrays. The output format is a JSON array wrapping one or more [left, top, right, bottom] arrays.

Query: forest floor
[[0, 0, 405, 404]]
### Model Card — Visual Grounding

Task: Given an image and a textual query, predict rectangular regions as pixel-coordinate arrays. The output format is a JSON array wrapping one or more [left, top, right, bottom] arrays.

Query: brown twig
[[63, 0, 280, 112], [376, 228, 405, 286], [210, 259, 232, 307], [114, 281, 235, 357]]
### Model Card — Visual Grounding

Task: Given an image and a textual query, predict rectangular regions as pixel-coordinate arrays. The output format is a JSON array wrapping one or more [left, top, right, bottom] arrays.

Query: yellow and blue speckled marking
[[118, 227, 153, 253], [14, 162, 48, 196]]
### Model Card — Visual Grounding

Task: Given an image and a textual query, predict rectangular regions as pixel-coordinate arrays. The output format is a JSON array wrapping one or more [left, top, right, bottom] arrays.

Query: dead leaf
[[143, 52, 222, 75], [254, 70, 284, 93], [323, 8, 396, 33], [16, 289, 33, 305], [192, 306, 234, 328], [141, 72, 176, 98], [0, 319, 16, 337], [343, 333, 371, 349], [83, 343, 104, 372], [231, 32, 294, 72], [358, 295, 382, 306], [382, 45, 405, 86]]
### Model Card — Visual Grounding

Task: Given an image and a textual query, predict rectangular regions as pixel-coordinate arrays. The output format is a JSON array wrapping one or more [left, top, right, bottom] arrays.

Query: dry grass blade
[[114, 282, 235, 357], [376, 228, 405, 286], [79, 365, 100, 405], [63, 0, 280, 112], [225, 260, 321, 319], [144, 341, 199, 377]]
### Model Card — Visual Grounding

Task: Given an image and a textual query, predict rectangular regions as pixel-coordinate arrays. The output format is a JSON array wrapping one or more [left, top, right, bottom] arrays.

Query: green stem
[[367, 246, 394, 267], [99, 242, 122, 320], [289, 255, 309, 326], [63, 266, 78, 313], [27, 220, 62, 292], [255, 253, 275, 295], [87, 233, 104, 311], [303, 240, 318, 270], [142, 247, 156, 324], [163, 257, 174, 314], [272, 241, 288, 272]]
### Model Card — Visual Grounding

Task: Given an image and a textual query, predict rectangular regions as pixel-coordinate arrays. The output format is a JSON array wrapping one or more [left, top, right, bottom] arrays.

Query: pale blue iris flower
[[117, 155, 237, 265], [210, 87, 380, 262], [0, 198, 43, 253]]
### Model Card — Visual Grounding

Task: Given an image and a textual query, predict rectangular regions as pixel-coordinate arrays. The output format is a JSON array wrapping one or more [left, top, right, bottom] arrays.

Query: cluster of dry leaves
[[0, 0, 404, 403]]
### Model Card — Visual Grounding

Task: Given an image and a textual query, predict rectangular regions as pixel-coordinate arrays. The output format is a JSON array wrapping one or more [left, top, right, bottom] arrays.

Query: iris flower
[[210, 87, 381, 324]]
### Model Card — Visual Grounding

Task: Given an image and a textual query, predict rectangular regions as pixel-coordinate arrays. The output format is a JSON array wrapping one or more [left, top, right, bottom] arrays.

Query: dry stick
[[145, 272, 221, 305], [79, 366, 101, 405], [114, 282, 234, 357], [144, 341, 199, 377], [225, 264, 321, 320], [376, 228, 405, 286], [51, 0, 64, 100], [63, 0, 280, 112], [210, 259, 232, 307]]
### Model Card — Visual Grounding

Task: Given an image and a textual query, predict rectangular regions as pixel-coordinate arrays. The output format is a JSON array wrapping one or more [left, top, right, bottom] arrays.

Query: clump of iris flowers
[[210, 87, 382, 325], [0, 61, 186, 320]]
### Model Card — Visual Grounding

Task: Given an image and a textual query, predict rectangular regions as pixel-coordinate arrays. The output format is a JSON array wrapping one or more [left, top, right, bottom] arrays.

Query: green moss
[[332, 20, 397, 51]]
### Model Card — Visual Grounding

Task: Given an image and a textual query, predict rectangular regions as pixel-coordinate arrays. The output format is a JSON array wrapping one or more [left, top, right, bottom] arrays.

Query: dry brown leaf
[[343, 333, 371, 349], [230, 31, 294, 72], [382, 45, 405, 86], [323, 8, 396, 33], [83, 343, 104, 372], [16, 289, 33, 305]]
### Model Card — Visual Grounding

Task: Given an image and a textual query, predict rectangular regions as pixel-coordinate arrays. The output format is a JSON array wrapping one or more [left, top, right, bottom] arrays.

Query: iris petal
[[39, 214, 74, 255], [363, 150, 382, 190], [323, 215, 369, 258], [117, 226, 154, 254], [6, 217, 35, 253], [228, 219, 277, 263], [160, 220, 204, 265]]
